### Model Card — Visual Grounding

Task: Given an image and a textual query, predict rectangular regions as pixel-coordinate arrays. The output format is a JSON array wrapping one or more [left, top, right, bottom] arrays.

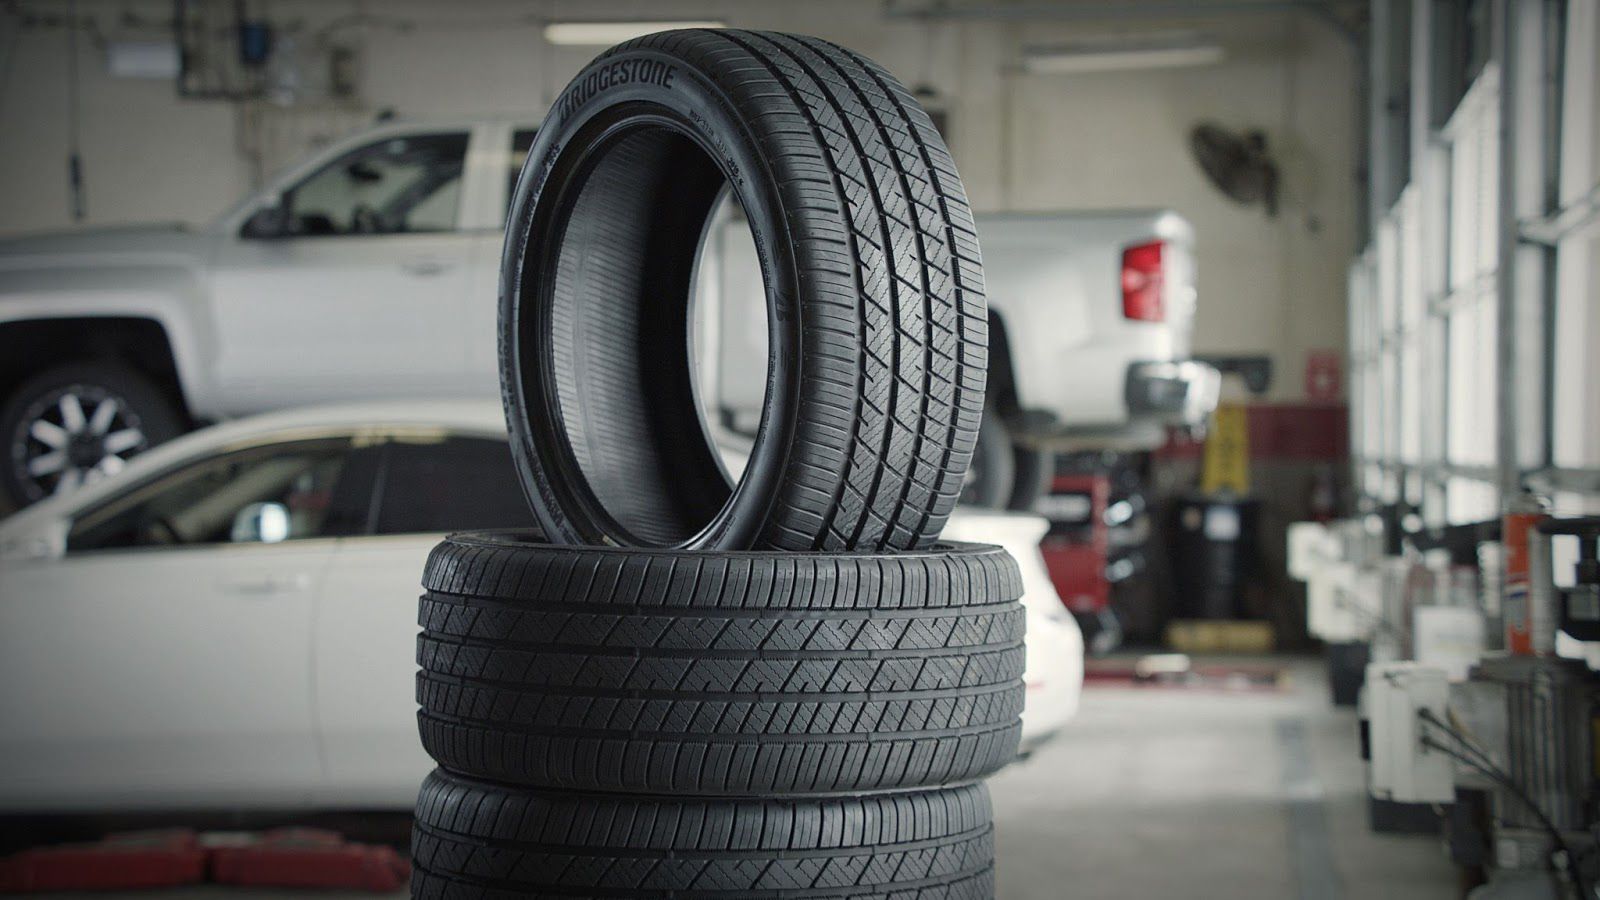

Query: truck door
[[210, 129, 482, 413]]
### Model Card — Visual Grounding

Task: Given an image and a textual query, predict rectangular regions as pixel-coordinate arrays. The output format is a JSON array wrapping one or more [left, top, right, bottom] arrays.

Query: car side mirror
[[345, 160, 384, 183], [230, 501, 291, 543], [241, 201, 289, 239]]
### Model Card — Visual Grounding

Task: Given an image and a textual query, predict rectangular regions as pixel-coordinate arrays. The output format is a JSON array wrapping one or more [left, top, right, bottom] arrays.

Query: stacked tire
[[413, 28, 1011, 899], [412, 536, 1022, 897]]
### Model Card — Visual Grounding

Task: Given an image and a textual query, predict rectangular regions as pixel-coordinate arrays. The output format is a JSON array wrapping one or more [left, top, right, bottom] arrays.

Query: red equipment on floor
[[0, 829, 206, 892], [0, 826, 408, 893], [1039, 472, 1111, 615], [208, 828, 409, 891]]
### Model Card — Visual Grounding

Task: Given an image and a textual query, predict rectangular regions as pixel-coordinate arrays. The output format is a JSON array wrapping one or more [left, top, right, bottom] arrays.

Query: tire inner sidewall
[[524, 108, 780, 548]]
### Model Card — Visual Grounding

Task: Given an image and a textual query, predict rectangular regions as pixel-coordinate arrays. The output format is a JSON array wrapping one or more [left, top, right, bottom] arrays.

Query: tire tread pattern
[[411, 770, 995, 898], [415, 534, 1025, 794]]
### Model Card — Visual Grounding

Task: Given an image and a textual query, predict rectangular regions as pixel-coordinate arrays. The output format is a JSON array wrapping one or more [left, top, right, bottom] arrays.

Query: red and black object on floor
[[0, 827, 408, 893], [1037, 455, 1152, 653], [0, 829, 206, 893], [209, 828, 409, 891], [1039, 472, 1111, 617]]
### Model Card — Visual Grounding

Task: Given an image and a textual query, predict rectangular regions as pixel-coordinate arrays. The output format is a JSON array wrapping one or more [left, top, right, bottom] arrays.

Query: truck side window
[[506, 129, 538, 220], [277, 133, 469, 237]]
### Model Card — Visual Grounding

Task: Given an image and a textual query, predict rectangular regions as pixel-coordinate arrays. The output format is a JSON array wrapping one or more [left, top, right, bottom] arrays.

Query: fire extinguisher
[[1502, 490, 1551, 656]]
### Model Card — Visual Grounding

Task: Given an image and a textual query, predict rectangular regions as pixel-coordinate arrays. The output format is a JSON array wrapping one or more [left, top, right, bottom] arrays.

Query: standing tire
[[416, 531, 1025, 794], [411, 769, 995, 899], [0, 361, 183, 508], [501, 29, 986, 552]]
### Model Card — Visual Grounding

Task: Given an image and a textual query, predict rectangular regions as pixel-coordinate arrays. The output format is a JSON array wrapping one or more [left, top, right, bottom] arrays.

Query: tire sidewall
[[500, 45, 801, 549]]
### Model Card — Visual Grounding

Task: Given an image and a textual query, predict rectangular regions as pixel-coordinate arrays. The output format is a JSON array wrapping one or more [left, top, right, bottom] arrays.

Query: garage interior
[[0, 0, 1596, 898]]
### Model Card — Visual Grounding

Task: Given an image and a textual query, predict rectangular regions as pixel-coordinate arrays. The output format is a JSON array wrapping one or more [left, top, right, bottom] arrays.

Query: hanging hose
[[65, 0, 83, 221]]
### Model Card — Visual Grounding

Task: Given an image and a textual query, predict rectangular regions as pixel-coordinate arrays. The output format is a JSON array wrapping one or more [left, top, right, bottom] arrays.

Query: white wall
[[0, 0, 1358, 401], [978, 15, 1357, 402]]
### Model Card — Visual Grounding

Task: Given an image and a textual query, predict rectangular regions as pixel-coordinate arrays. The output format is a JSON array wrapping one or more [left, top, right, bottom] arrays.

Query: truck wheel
[[0, 362, 183, 507], [1008, 441, 1054, 512], [960, 405, 1015, 509], [1075, 607, 1126, 656], [962, 405, 1052, 512], [501, 30, 986, 552]]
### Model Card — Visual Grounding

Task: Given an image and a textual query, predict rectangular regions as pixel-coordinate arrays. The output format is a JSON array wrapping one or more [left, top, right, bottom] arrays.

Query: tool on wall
[[173, 0, 290, 101]]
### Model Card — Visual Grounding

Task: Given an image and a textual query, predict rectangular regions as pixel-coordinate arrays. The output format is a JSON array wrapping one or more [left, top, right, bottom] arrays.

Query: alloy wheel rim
[[11, 385, 146, 501]]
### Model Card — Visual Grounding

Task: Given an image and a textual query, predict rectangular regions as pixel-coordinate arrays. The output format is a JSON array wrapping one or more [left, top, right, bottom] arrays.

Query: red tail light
[[1121, 240, 1165, 322]]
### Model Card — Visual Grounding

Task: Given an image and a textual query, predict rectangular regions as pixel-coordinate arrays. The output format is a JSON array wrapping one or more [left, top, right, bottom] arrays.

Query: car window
[[278, 133, 469, 237], [505, 128, 538, 220], [372, 436, 536, 535], [66, 439, 376, 552]]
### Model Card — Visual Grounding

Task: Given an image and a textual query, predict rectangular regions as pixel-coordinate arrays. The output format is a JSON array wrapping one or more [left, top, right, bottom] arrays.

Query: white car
[[942, 508, 1082, 748], [0, 402, 1081, 813], [0, 117, 1214, 512]]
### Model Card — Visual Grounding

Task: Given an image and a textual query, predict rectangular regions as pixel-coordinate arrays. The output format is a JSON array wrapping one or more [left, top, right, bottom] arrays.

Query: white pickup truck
[[704, 205, 1219, 509], [974, 211, 1220, 506], [0, 117, 1217, 509]]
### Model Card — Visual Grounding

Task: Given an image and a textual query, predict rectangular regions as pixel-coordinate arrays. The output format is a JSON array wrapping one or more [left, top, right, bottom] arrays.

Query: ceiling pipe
[[882, 0, 1361, 44]]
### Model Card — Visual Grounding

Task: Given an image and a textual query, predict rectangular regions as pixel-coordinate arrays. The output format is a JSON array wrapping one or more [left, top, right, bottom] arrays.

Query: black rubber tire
[[501, 29, 986, 552], [415, 531, 1025, 795], [1, 361, 184, 508], [411, 769, 995, 899]]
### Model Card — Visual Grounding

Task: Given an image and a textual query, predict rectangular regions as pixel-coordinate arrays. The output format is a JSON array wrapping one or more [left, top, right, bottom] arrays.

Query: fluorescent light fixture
[[544, 21, 726, 46], [106, 40, 181, 79], [1022, 42, 1224, 75]]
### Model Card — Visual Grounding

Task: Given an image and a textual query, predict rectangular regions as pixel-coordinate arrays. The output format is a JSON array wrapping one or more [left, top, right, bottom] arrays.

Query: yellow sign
[[1200, 402, 1250, 495]]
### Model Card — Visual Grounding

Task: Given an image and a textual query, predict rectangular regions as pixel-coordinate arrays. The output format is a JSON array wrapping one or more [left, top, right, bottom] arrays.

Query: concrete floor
[[991, 656, 1459, 899], [52, 656, 1459, 900]]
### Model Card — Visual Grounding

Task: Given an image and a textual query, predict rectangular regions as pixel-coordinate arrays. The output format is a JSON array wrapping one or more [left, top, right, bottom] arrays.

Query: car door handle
[[400, 257, 452, 277], [221, 573, 310, 596]]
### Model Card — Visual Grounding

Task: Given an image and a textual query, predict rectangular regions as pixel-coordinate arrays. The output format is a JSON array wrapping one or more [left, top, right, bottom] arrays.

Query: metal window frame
[[1350, 0, 1600, 523]]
